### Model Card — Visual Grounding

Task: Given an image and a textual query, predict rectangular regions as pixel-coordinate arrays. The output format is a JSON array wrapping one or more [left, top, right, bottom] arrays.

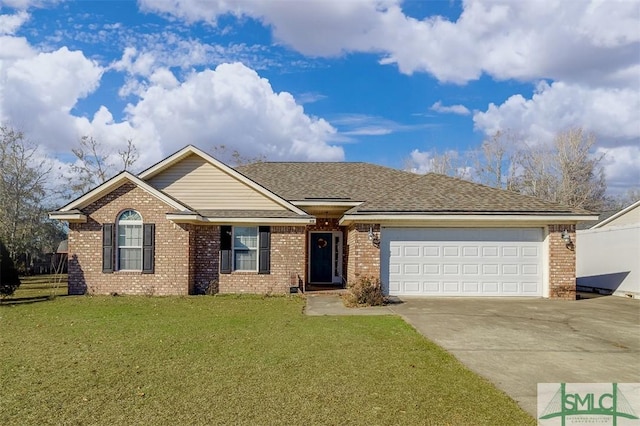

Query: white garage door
[[381, 228, 543, 296]]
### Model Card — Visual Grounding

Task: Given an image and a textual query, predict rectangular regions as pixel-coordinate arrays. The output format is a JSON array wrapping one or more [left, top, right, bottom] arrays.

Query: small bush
[[0, 240, 21, 299], [343, 276, 386, 307]]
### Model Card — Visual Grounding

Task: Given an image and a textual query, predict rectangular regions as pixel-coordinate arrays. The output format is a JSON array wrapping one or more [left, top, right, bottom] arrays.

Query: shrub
[[0, 240, 21, 299], [343, 275, 385, 307]]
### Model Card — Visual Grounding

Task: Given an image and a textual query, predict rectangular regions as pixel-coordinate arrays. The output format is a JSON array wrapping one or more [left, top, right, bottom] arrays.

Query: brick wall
[[68, 183, 190, 296], [548, 224, 576, 300], [192, 225, 220, 294], [346, 223, 380, 285], [218, 226, 305, 294]]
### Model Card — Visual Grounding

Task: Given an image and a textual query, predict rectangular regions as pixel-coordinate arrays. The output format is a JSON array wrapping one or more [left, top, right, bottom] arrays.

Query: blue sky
[[0, 0, 638, 194]]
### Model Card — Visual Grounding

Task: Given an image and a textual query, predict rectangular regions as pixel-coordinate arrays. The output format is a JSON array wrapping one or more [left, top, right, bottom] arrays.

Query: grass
[[0, 295, 534, 425], [1, 274, 68, 303]]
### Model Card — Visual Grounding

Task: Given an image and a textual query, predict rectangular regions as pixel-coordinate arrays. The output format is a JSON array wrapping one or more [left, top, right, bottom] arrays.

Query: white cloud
[[473, 80, 640, 192], [0, 44, 103, 149], [123, 62, 342, 162], [473, 80, 640, 147], [0, 11, 29, 35], [430, 101, 470, 116], [137, 0, 640, 85], [597, 145, 640, 193]]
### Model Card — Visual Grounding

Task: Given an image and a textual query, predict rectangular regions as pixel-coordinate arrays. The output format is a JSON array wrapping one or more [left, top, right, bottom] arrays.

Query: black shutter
[[258, 226, 270, 274], [142, 223, 155, 274], [102, 223, 114, 273], [220, 225, 232, 274]]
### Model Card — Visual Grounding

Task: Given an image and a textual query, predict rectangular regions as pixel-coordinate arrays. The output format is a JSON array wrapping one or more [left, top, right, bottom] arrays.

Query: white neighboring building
[[577, 200, 640, 298]]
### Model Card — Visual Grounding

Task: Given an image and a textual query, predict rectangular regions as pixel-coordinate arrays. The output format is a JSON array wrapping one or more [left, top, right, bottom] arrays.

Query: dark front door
[[310, 232, 333, 283]]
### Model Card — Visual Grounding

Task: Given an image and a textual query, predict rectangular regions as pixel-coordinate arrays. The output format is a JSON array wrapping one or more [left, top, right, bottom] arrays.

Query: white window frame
[[116, 209, 143, 271], [233, 226, 259, 272]]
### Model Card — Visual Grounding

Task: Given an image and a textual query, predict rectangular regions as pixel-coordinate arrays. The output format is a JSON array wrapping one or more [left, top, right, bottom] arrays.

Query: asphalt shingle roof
[[236, 162, 417, 201], [236, 162, 589, 215]]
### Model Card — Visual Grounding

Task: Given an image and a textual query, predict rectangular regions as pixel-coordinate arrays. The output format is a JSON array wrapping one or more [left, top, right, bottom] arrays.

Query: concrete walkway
[[305, 293, 394, 316], [304, 293, 640, 417]]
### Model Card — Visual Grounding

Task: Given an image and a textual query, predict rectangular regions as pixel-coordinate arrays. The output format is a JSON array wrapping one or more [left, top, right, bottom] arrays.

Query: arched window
[[117, 209, 143, 270]]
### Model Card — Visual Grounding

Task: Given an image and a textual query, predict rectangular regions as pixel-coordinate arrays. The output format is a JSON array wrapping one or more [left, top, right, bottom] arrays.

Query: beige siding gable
[[605, 203, 640, 227], [147, 154, 286, 211]]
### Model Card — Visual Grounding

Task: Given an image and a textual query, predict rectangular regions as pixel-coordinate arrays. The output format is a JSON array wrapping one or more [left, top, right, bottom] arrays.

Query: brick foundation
[[548, 224, 577, 300]]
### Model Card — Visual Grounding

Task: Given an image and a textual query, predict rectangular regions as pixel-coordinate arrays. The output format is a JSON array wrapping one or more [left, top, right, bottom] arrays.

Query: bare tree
[[511, 128, 607, 211], [118, 138, 139, 172], [473, 130, 519, 190], [0, 125, 59, 265], [211, 144, 266, 166], [404, 148, 470, 178], [68, 136, 139, 196]]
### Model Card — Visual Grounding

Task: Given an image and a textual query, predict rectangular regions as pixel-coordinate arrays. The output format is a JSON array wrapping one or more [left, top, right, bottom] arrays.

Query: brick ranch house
[[50, 145, 596, 299]]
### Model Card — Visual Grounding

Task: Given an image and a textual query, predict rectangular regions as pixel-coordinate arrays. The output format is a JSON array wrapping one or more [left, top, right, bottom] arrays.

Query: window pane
[[234, 249, 257, 270], [119, 210, 142, 221], [234, 227, 257, 250], [118, 224, 142, 246], [119, 248, 142, 270]]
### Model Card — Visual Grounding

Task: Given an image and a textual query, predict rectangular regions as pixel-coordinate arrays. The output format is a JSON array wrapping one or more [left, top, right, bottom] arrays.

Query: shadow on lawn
[[0, 294, 70, 306]]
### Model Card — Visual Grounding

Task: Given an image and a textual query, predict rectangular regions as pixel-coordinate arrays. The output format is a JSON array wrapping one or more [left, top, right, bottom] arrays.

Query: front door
[[309, 232, 333, 283]]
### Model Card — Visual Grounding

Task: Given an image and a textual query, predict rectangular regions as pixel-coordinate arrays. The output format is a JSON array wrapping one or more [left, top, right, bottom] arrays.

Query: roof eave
[[48, 210, 87, 223], [339, 213, 600, 226], [166, 213, 316, 225]]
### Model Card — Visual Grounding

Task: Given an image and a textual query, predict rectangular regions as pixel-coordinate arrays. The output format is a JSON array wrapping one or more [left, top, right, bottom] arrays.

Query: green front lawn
[[2, 274, 68, 302], [0, 296, 533, 425]]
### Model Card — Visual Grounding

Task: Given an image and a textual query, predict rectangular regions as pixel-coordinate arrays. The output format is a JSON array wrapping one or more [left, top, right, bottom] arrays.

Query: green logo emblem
[[539, 383, 639, 425]]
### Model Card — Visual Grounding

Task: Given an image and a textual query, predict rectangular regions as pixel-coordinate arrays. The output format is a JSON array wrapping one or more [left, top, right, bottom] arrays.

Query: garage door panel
[[482, 246, 499, 256], [462, 246, 479, 257], [483, 282, 499, 293], [463, 264, 479, 275], [502, 282, 519, 293], [502, 264, 519, 275], [483, 264, 499, 274], [388, 280, 401, 293], [443, 264, 459, 275], [424, 282, 439, 293], [382, 228, 543, 297], [502, 246, 518, 256], [443, 282, 459, 292], [423, 246, 439, 257], [423, 264, 439, 274], [404, 264, 420, 274], [463, 282, 480, 293], [404, 246, 420, 257]]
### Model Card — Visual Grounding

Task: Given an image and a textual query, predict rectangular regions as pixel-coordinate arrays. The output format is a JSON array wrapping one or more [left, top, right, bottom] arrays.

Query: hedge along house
[[50, 145, 596, 299]]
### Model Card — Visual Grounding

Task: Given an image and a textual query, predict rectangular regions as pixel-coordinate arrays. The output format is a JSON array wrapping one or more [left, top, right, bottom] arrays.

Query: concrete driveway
[[388, 296, 640, 417]]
